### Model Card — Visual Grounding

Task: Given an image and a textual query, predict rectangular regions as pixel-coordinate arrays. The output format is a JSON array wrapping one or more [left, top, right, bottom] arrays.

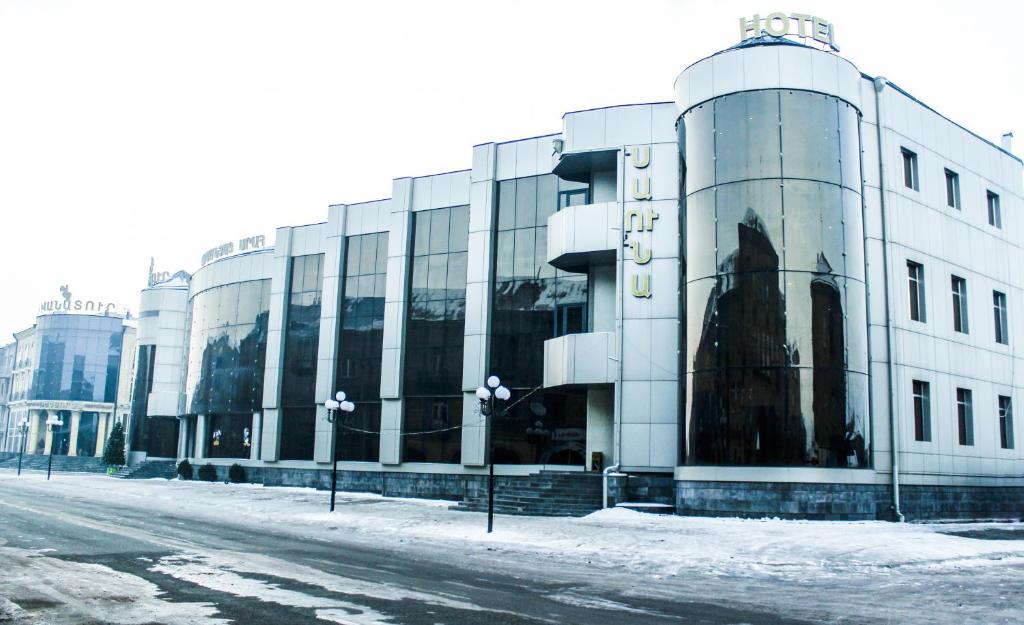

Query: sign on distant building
[[739, 13, 838, 51], [38, 285, 120, 315], [200, 234, 267, 266]]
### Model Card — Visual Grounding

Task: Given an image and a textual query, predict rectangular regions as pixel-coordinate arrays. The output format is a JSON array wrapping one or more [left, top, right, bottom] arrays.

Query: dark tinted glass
[[337, 233, 389, 461], [489, 174, 590, 465], [280, 254, 325, 460], [403, 206, 470, 463]]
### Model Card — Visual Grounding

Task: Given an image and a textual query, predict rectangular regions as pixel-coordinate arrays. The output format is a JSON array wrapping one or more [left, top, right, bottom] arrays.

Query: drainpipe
[[874, 76, 904, 522]]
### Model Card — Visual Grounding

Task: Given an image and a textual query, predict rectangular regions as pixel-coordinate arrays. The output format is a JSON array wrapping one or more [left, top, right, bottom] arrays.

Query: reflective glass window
[[908, 261, 926, 322], [403, 206, 469, 463], [994, 290, 1009, 345], [944, 169, 961, 209], [999, 396, 1014, 450], [29, 314, 125, 404], [280, 254, 324, 460], [956, 388, 974, 446], [913, 380, 931, 442], [988, 191, 1002, 228], [337, 232, 388, 461], [951, 276, 969, 334]]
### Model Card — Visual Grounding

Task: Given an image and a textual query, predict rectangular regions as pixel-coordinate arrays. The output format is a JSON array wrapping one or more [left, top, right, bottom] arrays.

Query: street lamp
[[15, 417, 29, 476], [476, 374, 511, 533], [324, 391, 355, 513], [45, 414, 64, 481]]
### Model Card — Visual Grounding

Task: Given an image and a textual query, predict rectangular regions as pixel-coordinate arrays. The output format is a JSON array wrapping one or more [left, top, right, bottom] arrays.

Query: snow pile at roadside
[[6, 470, 1024, 579]]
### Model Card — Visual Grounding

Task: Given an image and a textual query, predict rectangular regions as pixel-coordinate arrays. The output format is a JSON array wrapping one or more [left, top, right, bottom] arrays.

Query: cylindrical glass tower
[[681, 88, 869, 468]]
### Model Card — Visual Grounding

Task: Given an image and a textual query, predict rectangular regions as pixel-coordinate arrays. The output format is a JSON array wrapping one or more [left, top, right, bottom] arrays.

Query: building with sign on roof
[[117, 16, 1024, 519]]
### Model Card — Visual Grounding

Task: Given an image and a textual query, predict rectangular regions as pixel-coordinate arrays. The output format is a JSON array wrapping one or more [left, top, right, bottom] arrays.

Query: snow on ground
[[5, 469, 1024, 582]]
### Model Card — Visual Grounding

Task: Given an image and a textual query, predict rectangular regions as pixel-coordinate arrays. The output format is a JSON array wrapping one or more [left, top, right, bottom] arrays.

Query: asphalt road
[[0, 472, 812, 625]]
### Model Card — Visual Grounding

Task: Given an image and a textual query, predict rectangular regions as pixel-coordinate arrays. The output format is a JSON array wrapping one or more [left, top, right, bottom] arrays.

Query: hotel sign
[[739, 13, 838, 51], [200, 234, 267, 266], [625, 146, 657, 298]]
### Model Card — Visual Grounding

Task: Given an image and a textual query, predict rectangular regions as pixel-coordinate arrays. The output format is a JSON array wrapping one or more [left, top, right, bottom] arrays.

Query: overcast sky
[[0, 0, 1020, 341]]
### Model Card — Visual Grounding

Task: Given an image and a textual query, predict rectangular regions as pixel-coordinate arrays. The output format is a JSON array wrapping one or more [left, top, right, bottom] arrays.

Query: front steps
[[454, 471, 604, 517]]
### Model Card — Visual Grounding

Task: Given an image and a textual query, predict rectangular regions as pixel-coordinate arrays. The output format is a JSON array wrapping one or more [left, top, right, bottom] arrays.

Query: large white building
[[124, 20, 1022, 519]]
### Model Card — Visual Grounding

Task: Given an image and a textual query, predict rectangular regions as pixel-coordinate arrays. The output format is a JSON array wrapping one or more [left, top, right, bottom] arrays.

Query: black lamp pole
[[46, 424, 55, 481], [329, 406, 339, 513], [485, 394, 495, 534]]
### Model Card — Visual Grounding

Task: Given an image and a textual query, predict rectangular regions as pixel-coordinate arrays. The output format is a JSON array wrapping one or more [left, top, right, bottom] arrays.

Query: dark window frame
[[987, 191, 1002, 228], [913, 380, 931, 442], [999, 396, 1014, 450], [951, 275, 969, 334], [944, 168, 960, 209], [901, 148, 919, 191], [994, 290, 1009, 345], [956, 387, 974, 446], [907, 261, 926, 322]]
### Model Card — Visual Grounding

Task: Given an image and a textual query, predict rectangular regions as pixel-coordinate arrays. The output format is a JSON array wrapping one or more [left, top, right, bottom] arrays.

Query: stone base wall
[[676, 481, 1024, 521], [607, 473, 675, 507]]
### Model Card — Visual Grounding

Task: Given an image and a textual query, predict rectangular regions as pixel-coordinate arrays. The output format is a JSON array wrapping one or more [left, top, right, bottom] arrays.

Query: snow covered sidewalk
[[5, 469, 1024, 581]]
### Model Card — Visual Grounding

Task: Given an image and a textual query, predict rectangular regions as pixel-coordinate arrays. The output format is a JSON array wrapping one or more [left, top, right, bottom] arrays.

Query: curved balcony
[[546, 202, 619, 271], [543, 331, 616, 388]]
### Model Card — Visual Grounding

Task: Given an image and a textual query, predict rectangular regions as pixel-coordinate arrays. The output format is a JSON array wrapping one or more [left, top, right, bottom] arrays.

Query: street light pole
[[45, 414, 64, 481], [16, 417, 29, 476], [324, 391, 355, 513], [476, 375, 510, 534]]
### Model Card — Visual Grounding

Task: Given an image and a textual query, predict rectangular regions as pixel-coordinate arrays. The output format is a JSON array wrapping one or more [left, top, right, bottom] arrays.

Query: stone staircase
[[109, 460, 178, 480], [454, 471, 604, 517], [0, 452, 111, 475]]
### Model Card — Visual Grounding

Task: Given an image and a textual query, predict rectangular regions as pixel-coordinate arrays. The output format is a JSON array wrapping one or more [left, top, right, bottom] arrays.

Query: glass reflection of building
[[279, 254, 325, 460], [336, 232, 388, 461], [490, 174, 591, 465], [682, 90, 869, 468], [30, 314, 125, 405], [402, 206, 469, 463], [184, 279, 270, 459]]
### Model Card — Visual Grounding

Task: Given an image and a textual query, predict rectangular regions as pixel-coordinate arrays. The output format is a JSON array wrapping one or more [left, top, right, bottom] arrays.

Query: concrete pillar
[[26, 410, 40, 454], [94, 413, 109, 457], [42, 412, 53, 455], [460, 143, 498, 467], [311, 204, 347, 464], [67, 410, 82, 456], [177, 417, 188, 459], [260, 227, 292, 462], [377, 177, 414, 465], [195, 413, 207, 459], [250, 412, 262, 461]]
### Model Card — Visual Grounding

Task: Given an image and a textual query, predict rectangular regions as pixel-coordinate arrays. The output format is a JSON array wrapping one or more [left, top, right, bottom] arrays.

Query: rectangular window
[[956, 388, 974, 446], [951, 275, 969, 334], [987, 191, 1002, 228], [554, 302, 587, 337], [944, 169, 960, 209], [907, 261, 926, 322], [558, 188, 590, 211], [994, 290, 1009, 345], [901, 148, 919, 190], [913, 380, 931, 442], [999, 396, 1014, 450]]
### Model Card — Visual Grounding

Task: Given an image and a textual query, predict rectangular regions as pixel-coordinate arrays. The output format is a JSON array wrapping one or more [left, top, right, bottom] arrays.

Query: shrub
[[176, 459, 193, 480], [197, 463, 217, 482], [102, 421, 126, 466], [228, 463, 246, 484]]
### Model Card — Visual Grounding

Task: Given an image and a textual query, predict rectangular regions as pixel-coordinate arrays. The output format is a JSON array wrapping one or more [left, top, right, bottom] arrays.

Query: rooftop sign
[[739, 13, 838, 52], [200, 234, 268, 267], [38, 285, 121, 316]]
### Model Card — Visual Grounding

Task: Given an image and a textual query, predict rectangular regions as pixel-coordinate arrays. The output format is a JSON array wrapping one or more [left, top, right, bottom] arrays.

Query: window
[[944, 169, 960, 209], [956, 388, 974, 446], [907, 261, 926, 322], [558, 188, 590, 210], [987, 191, 1002, 228], [913, 380, 931, 442], [951, 275, 969, 334], [554, 303, 586, 337], [901, 148, 919, 190], [999, 396, 1014, 450], [993, 291, 1009, 345]]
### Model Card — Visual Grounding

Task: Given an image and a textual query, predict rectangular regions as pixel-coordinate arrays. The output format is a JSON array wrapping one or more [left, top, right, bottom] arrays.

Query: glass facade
[[128, 344, 176, 457], [29, 314, 125, 403], [336, 232, 388, 461], [402, 206, 469, 463], [279, 254, 324, 460], [681, 89, 869, 468], [491, 174, 591, 465], [185, 279, 270, 458]]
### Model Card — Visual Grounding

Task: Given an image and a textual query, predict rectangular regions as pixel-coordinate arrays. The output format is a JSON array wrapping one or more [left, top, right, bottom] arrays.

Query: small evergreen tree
[[102, 421, 126, 466], [228, 463, 246, 483], [197, 463, 217, 482], [176, 459, 193, 480]]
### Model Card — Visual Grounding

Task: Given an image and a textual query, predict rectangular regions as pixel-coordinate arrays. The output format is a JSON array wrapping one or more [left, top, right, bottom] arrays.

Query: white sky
[[0, 0, 1020, 341]]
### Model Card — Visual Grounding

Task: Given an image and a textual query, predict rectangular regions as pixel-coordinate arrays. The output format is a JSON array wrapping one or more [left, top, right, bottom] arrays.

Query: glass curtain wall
[[29, 315, 125, 403], [681, 90, 870, 468], [490, 174, 591, 465], [402, 206, 469, 463], [279, 254, 325, 460], [184, 279, 271, 458], [336, 232, 388, 461]]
